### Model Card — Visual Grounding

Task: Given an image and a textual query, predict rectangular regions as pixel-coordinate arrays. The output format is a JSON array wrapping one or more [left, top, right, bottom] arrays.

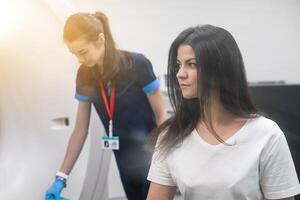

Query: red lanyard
[[99, 81, 116, 137]]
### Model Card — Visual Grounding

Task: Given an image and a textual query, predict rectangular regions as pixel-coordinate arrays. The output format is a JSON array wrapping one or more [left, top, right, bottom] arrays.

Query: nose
[[76, 55, 86, 65], [176, 66, 187, 80]]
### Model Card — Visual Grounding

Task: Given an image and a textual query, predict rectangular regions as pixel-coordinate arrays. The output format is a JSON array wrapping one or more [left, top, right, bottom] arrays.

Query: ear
[[97, 33, 105, 44]]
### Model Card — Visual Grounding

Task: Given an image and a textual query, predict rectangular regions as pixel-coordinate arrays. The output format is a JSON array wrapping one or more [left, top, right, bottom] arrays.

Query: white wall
[[71, 0, 300, 83]]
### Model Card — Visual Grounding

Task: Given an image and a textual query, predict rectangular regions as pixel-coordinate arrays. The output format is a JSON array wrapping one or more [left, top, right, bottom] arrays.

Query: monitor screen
[[249, 84, 300, 199]]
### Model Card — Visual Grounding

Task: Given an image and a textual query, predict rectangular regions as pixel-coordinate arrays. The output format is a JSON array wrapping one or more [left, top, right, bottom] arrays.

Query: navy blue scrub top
[[74, 52, 159, 168]]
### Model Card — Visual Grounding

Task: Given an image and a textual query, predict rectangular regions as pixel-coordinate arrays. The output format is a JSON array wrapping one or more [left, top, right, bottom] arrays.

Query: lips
[[179, 84, 190, 90], [179, 83, 190, 87]]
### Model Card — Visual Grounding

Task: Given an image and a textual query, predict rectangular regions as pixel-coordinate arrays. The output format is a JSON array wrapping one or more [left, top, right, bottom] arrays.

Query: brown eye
[[188, 63, 197, 68]]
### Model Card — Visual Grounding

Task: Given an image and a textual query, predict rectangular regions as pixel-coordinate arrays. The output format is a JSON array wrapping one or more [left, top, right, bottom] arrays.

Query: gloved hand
[[45, 177, 66, 200]]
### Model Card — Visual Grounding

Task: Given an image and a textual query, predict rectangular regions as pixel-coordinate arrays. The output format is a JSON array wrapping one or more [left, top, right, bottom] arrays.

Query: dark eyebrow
[[78, 49, 87, 53], [70, 49, 86, 55], [176, 58, 196, 63]]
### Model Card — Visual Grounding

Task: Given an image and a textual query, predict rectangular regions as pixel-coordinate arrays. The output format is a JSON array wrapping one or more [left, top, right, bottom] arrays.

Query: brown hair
[[63, 11, 131, 83]]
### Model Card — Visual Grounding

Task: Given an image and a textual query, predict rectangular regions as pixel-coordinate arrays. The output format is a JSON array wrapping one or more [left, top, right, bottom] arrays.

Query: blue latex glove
[[45, 177, 65, 200]]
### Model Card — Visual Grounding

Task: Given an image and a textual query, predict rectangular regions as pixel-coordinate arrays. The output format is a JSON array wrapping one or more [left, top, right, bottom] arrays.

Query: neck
[[210, 103, 236, 126], [201, 91, 236, 126]]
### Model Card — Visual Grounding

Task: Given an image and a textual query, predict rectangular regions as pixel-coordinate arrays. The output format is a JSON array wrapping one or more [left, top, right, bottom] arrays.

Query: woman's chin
[[84, 63, 96, 68], [182, 94, 195, 99]]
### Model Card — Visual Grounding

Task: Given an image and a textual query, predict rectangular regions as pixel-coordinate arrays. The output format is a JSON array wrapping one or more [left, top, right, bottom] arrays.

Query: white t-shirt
[[147, 116, 300, 199]]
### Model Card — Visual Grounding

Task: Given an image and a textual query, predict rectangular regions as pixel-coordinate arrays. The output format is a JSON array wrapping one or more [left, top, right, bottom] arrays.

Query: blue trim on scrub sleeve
[[143, 79, 160, 94], [75, 92, 91, 102]]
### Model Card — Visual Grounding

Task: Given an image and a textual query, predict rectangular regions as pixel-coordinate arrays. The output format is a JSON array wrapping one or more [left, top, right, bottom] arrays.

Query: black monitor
[[249, 83, 300, 199]]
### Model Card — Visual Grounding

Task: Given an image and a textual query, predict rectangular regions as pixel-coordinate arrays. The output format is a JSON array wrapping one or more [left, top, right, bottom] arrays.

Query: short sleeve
[[133, 54, 160, 94], [260, 131, 300, 199], [147, 135, 176, 186], [75, 65, 98, 102]]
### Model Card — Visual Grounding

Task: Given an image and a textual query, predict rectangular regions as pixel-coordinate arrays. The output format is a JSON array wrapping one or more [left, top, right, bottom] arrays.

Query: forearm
[[59, 130, 88, 174], [156, 112, 170, 126], [147, 88, 170, 126]]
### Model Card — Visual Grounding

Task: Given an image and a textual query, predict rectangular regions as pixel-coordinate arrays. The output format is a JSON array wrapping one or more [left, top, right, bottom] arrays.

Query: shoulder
[[250, 116, 282, 134], [75, 64, 98, 97], [246, 116, 284, 144], [76, 65, 98, 86], [119, 50, 146, 62], [130, 51, 147, 61], [125, 51, 151, 67], [119, 51, 157, 87], [76, 64, 97, 79], [76, 64, 86, 76], [118, 51, 151, 72]]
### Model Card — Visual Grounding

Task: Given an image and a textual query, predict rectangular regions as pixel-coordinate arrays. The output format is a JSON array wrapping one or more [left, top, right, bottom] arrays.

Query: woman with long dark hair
[[147, 25, 300, 200], [45, 11, 168, 200]]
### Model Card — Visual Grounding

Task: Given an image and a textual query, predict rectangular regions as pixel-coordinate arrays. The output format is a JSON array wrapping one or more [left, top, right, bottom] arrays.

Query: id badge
[[102, 135, 119, 150]]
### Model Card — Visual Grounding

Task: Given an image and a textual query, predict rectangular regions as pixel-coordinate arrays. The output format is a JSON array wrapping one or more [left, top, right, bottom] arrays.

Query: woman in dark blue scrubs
[[45, 11, 168, 200]]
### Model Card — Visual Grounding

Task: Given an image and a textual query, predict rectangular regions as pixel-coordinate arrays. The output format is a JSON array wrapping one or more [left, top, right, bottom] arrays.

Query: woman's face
[[176, 44, 199, 99], [66, 35, 105, 67]]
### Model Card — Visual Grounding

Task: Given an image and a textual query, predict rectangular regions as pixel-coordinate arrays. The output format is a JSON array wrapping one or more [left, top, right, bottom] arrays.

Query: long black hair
[[151, 25, 260, 157]]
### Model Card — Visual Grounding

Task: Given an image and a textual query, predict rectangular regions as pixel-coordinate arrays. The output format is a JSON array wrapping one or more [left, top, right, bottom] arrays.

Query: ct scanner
[[0, 0, 112, 199]]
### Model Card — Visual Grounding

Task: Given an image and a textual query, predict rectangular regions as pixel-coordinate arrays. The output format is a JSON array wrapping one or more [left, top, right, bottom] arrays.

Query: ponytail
[[93, 11, 120, 83]]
